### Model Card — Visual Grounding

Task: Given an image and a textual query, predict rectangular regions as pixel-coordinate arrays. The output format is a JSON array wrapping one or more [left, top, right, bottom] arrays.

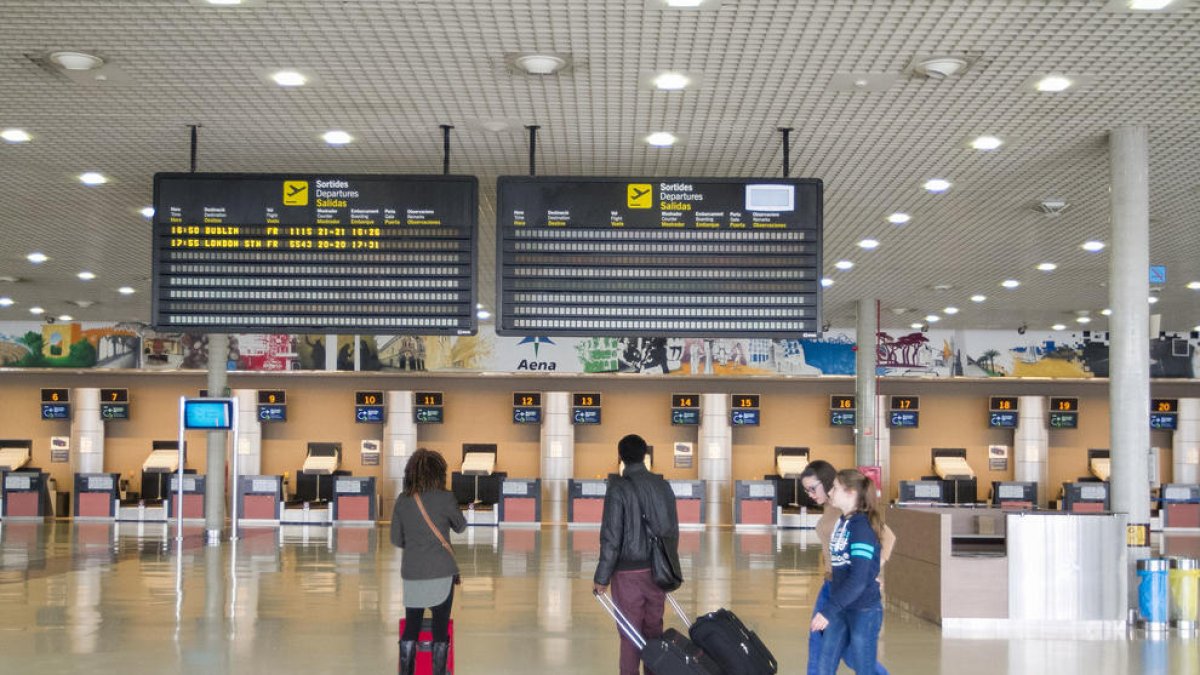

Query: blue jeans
[[808, 581, 887, 675]]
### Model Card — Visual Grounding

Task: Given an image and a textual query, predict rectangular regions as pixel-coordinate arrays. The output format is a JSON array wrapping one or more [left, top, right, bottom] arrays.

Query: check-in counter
[[73, 473, 119, 520], [669, 480, 704, 527], [734, 480, 777, 527], [167, 474, 206, 520], [332, 476, 376, 524], [1062, 481, 1109, 512], [498, 478, 541, 524], [238, 475, 284, 524], [568, 479, 607, 525], [887, 506, 1127, 631], [1159, 484, 1200, 529], [3, 471, 51, 519]]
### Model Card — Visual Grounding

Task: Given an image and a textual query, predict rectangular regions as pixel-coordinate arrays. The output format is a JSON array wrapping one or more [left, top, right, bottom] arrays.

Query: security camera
[[820, 322, 831, 332], [921, 323, 930, 333], [45, 316, 57, 324], [1017, 323, 1027, 335]]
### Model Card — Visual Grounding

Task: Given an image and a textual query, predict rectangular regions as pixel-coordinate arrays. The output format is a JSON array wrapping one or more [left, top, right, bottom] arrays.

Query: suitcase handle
[[666, 593, 692, 628], [594, 591, 647, 650]]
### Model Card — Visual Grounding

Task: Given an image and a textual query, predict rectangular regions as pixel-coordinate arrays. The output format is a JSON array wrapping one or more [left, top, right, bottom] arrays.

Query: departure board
[[152, 173, 478, 334], [496, 176, 823, 337]]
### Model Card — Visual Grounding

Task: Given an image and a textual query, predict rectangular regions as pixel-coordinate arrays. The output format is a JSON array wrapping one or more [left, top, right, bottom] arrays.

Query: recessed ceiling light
[[29, 306, 44, 315], [57, 314, 73, 322], [206, 0, 244, 5], [0, 297, 13, 307], [1186, 281, 1200, 290], [1076, 316, 1091, 324], [1, 128, 32, 143], [645, 132, 677, 147], [925, 315, 940, 323], [653, 72, 690, 90], [1001, 279, 1020, 289], [515, 54, 567, 75], [271, 70, 307, 87], [923, 178, 952, 193], [913, 56, 969, 80], [1128, 0, 1174, 10], [1195, 325, 1200, 333], [77, 271, 96, 280], [857, 239, 880, 250], [1101, 308, 1112, 316], [1081, 240, 1106, 252], [118, 286, 136, 295], [971, 135, 1003, 151], [666, 0, 705, 6], [887, 212, 911, 225], [970, 294, 986, 303], [477, 309, 492, 320], [820, 278, 834, 288], [79, 172, 107, 185], [1148, 296, 1159, 304], [49, 51, 104, 71], [1050, 323, 1066, 330], [943, 307, 959, 315], [1036, 76, 1073, 92], [910, 322, 923, 329], [1037, 262, 1057, 272], [140, 206, 155, 218], [27, 252, 49, 264], [322, 130, 353, 145], [834, 260, 854, 270]]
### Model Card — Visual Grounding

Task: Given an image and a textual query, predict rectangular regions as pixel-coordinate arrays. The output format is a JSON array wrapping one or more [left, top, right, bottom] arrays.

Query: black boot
[[398, 640, 417, 675], [431, 641, 450, 675]]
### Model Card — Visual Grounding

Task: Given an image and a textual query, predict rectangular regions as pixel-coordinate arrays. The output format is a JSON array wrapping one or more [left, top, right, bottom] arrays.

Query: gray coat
[[390, 490, 468, 580]]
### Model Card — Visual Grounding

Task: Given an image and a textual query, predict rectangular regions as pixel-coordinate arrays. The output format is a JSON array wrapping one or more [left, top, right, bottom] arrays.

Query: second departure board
[[496, 176, 823, 337], [152, 173, 478, 334]]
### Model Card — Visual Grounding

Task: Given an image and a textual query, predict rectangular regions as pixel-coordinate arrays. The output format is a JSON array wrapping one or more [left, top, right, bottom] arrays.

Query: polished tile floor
[[0, 521, 1197, 674]]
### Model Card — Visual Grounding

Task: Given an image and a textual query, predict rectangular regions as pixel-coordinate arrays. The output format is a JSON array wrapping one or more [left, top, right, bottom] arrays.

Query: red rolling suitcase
[[595, 591, 722, 675], [398, 617, 455, 674]]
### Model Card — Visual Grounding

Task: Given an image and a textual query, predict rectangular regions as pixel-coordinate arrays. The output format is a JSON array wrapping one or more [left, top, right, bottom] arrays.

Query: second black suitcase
[[596, 592, 722, 675], [689, 608, 778, 675]]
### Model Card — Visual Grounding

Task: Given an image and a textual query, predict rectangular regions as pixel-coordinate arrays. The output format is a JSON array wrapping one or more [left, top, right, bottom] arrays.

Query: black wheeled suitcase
[[668, 596, 778, 675], [595, 592, 722, 675]]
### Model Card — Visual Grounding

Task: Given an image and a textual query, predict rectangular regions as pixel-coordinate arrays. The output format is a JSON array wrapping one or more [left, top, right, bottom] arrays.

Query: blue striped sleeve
[[850, 542, 876, 559]]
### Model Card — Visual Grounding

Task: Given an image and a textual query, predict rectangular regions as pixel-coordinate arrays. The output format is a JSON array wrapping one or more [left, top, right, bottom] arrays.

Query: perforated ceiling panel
[[0, 0, 1196, 332]]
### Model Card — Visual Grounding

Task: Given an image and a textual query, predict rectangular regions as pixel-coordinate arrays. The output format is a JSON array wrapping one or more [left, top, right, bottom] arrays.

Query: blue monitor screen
[[731, 409, 760, 426], [830, 410, 856, 427], [989, 412, 1017, 428], [184, 400, 233, 429], [889, 411, 919, 428], [513, 406, 542, 424], [1150, 413, 1177, 430]]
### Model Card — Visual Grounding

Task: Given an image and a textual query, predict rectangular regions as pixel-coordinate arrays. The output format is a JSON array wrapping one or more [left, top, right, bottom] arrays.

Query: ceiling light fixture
[[140, 207, 155, 218], [925, 315, 941, 323], [1001, 280, 1020, 289], [645, 132, 677, 147], [77, 271, 96, 280], [477, 309, 492, 320], [117, 286, 136, 295], [653, 72, 690, 90], [1101, 308, 1112, 316], [1036, 76, 1073, 92], [322, 130, 353, 145], [1186, 281, 1200, 290], [271, 70, 307, 87], [970, 295, 986, 303], [943, 307, 959, 315], [834, 260, 854, 270], [1038, 198, 1068, 216], [910, 322, 923, 330], [29, 306, 44, 315], [1, 128, 32, 143], [79, 172, 107, 185], [857, 239, 880, 250], [49, 51, 104, 71], [923, 178, 951, 193], [57, 314, 73, 322], [1076, 316, 1092, 323], [1148, 296, 1159, 304], [971, 135, 1003, 151], [914, 56, 968, 79], [1128, 0, 1174, 9], [0, 297, 13, 307], [27, 252, 48, 264], [1082, 240, 1106, 252], [665, 0, 705, 6], [820, 278, 834, 288], [206, 0, 244, 5], [515, 54, 567, 75], [1052, 324, 1066, 331], [887, 212, 911, 225], [1037, 262, 1057, 271]]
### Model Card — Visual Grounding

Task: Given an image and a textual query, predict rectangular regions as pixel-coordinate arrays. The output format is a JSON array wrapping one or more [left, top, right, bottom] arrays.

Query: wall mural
[[0, 321, 1195, 380]]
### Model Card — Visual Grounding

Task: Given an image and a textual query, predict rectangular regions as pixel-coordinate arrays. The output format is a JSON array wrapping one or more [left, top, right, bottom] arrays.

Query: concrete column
[[699, 393, 732, 526], [1108, 126, 1152, 537], [233, 389, 262, 476], [1015, 396, 1050, 506], [855, 300, 879, 468], [540, 392, 574, 525], [382, 391, 416, 506], [204, 334, 229, 540], [71, 388, 105, 474], [1174, 398, 1200, 484], [873, 395, 891, 501]]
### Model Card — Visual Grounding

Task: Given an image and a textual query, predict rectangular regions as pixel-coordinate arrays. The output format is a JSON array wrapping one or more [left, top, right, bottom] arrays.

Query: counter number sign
[[572, 393, 601, 425], [513, 392, 543, 425], [41, 388, 71, 420], [355, 391, 384, 424], [415, 392, 444, 424], [671, 393, 700, 426], [100, 388, 130, 421]]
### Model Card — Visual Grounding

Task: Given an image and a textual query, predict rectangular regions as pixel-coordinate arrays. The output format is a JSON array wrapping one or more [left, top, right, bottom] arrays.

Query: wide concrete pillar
[[855, 300, 879, 469], [204, 334, 229, 541], [71, 387, 104, 474], [1174, 398, 1200, 484], [383, 391, 416, 506], [1108, 126, 1152, 542], [1015, 396, 1050, 506], [540, 392, 573, 525], [699, 393, 732, 526], [233, 389, 262, 476]]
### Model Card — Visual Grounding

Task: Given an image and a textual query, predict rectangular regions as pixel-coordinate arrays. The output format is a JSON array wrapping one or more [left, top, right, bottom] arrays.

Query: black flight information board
[[496, 176, 822, 337], [152, 173, 478, 334]]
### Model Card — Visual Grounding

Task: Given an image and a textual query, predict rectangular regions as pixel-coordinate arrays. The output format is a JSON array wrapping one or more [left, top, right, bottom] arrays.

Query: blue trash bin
[[1138, 558, 1170, 631]]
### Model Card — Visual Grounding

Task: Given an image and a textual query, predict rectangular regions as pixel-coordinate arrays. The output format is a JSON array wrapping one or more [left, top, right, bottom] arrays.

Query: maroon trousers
[[611, 567, 666, 675]]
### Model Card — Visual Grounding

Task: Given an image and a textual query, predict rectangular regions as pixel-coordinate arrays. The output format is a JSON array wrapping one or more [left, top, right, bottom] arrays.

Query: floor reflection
[[0, 521, 1195, 673]]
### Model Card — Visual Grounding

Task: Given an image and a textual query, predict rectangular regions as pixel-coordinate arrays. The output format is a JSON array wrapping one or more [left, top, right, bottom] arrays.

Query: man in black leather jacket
[[593, 434, 680, 674]]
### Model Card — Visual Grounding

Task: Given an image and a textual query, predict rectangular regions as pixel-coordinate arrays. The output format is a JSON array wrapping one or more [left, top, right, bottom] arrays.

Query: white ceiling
[[0, 0, 1197, 332]]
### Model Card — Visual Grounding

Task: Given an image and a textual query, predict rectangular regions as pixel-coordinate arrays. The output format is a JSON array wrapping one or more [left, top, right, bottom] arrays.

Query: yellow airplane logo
[[283, 180, 309, 206], [627, 183, 652, 209]]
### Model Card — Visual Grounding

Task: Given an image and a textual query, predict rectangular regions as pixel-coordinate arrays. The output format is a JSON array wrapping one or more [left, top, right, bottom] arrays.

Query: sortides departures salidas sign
[[151, 173, 478, 335], [496, 176, 823, 338]]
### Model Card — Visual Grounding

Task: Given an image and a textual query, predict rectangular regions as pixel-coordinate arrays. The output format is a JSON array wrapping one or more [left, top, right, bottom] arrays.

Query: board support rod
[[778, 127, 793, 178], [526, 125, 540, 176], [440, 124, 454, 175]]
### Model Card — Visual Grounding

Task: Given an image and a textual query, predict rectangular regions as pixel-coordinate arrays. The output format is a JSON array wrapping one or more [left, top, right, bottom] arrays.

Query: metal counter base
[[280, 505, 333, 526], [116, 504, 167, 522]]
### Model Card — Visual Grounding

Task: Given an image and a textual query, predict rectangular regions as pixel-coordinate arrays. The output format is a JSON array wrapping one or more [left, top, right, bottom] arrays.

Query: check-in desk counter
[[568, 479, 607, 525], [167, 474, 206, 521], [1159, 484, 1200, 529], [3, 471, 51, 519], [498, 478, 541, 524], [1062, 481, 1109, 513], [73, 473, 119, 520], [670, 480, 705, 527], [734, 480, 777, 528], [238, 475, 284, 524], [888, 506, 1127, 631], [331, 476, 376, 525]]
